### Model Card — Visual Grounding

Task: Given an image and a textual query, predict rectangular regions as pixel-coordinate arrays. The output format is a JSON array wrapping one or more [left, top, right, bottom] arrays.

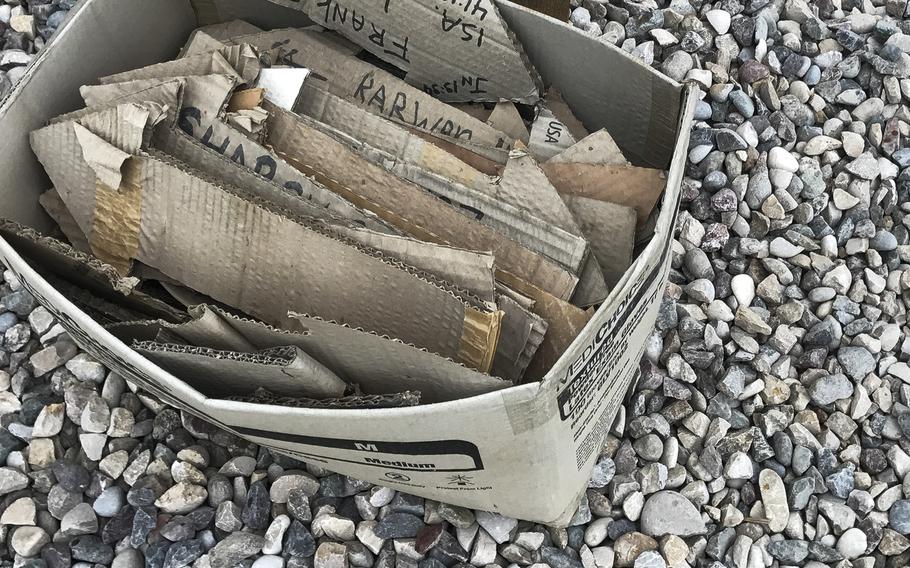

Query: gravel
[[1, 0, 910, 564]]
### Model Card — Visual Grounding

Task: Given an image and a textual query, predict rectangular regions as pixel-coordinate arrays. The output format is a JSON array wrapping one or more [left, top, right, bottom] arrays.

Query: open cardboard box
[[0, 0, 697, 524]]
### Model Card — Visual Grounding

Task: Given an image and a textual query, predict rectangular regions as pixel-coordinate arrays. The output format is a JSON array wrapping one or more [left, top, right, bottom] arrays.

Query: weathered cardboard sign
[[134, 342, 348, 398], [30, 105, 504, 372], [528, 106, 576, 162], [158, 116, 393, 233], [259, 0, 541, 103], [297, 85, 492, 190], [227, 28, 514, 163], [263, 101, 580, 301], [540, 162, 667, 226]]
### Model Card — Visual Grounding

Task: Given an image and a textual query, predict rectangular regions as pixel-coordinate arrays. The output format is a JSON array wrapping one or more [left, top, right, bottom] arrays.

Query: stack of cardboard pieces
[[17, 20, 667, 409]]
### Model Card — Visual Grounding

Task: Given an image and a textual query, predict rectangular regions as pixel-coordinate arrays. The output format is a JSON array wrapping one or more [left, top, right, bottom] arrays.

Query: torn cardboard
[[101, 44, 261, 86], [116, 304, 512, 404], [156, 118, 394, 233], [227, 28, 515, 163], [540, 162, 667, 225], [179, 19, 263, 56], [528, 106, 576, 162], [0, 220, 187, 323], [258, 0, 541, 103], [133, 343, 348, 398], [297, 86, 493, 189], [547, 128, 628, 166], [493, 293, 547, 382], [262, 101, 580, 301], [486, 101, 530, 145], [545, 89, 589, 141], [30, 108, 504, 372]]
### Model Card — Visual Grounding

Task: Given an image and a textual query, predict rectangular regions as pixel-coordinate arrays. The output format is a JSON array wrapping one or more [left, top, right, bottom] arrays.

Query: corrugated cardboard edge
[[132, 341, 348, 398], [547, 128, 628, 166], [227, 388, 421, 409], [0, 218, 138, 296]]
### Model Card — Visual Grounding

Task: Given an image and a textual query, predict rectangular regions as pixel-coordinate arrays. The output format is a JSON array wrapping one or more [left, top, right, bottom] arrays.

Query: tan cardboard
[[117, 304, 512, 403], [540, 162, 667, 225], [493, 294, 547, 381], [545, 89, 589, 141], [133, 343, 348, 398], [155, 117, 394, 233], [152, 125, 368, 226], [486, 101, 530, 144], [512, 0, 569, 19], [38, 189, 91, 253], [82, 74, 238, 133], [100, 44, 260, 86], [252, 0, 541, 104], [562, 196, 637, 290], [262, 100, 580, 301], [547, 128, 628, 166], [297, 86, 492, 190], [528, 106, 576, 162], [31, 108, 504, 372], [225, 28, 515, 163], [179, 19, 263, 56], [0, 220, 187, 323], [0, 0, 695, 524], [329, 227, 497, 305]]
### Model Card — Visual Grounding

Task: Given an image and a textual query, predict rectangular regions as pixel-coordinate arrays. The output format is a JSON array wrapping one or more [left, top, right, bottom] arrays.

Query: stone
[[208, 532, 265, 568], [155, 483, 208, 514], [890, 500, 910, 534], [639, 491, 706, 537], [11, 526, 50, 557], [837, 528, 867, 559], [759, 469, 789, 532], [60, 502, 98, 537], [314, 542, 347, 568], [1, 496, 36, 525]]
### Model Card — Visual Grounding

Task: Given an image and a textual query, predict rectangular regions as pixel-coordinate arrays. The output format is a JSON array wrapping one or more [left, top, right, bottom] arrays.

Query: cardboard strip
[[227, 28, 514, 163], [492, 293, 547, 382], [257, 0, 541, 104], [179, 19, 264, 56], [540, 163, 667, 225], [546, 89, 589, 141], [100, 44, 261, 86], [297, 85, 492, 189], [571, 258, 610, 308], [330, 227, 496, 304], [109, 305, 511, 403], [132, 342, 348, 399], [32, 109, 503, 372], [83, 74, 239, 134], [164, 117, 395, 233], [152, 125, 371, 227], [226, 388, 421, 409], [261, 103, 579, 300], [0, 220, 187, 323], [486, 101, 530, 145], [528, 106, 576, 162]]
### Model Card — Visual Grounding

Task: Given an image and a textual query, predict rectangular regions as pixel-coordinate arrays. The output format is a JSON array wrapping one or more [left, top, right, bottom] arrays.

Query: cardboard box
[[0, 0, 696, 524]]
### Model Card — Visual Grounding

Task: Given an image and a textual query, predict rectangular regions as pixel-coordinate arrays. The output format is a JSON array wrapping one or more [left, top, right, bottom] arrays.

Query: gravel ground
[[3, 0, 910, 567], [0, 0, 72, 99]]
